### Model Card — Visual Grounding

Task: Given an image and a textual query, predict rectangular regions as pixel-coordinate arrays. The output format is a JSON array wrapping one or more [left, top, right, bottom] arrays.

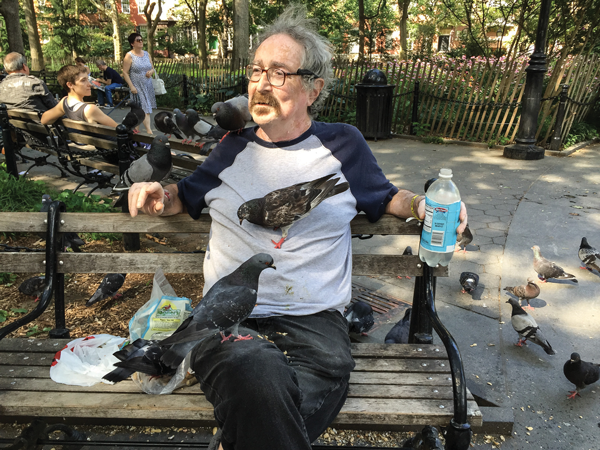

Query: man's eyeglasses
[[245, 64, 318, 87], [135, 38, 143, 42]]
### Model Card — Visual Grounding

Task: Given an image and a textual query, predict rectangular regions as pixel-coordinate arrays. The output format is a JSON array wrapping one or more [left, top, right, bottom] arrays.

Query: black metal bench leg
[[422, 264, 472, 450], [408, 273, 433, 344]]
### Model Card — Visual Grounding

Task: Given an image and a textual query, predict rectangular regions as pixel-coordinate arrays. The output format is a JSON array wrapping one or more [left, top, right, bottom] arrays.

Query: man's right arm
[[128, 182, 184, 218]]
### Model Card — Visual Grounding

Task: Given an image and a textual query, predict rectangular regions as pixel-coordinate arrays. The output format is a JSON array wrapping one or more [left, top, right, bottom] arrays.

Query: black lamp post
[[504, 0, 552, 160]]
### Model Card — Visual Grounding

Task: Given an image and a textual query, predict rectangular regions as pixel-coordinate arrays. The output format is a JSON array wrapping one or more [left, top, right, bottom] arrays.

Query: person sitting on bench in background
[[41, 64, 117, 128], [94, 60, 125, 108]]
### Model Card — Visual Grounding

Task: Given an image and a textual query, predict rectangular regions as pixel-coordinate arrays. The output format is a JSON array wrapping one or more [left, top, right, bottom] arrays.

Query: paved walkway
[[4, 123, 600, 448]]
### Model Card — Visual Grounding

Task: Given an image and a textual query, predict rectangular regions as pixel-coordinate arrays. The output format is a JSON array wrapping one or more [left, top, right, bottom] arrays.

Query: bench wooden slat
[[349, 372, 454, 386]]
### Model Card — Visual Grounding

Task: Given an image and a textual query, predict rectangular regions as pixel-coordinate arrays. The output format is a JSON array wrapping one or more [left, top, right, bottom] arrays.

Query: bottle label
[[421, 198, 461, 253]]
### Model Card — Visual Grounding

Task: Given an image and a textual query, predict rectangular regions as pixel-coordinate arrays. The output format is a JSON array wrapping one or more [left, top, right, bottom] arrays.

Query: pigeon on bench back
[[504, 278, 540, 310], [86, 273, 126, 307], [18, 276, 46, 302], [532, 245, 577, 283], [121, 99, 145, 133], [173, 108, 213, 145], [112, 134, 172, 192], [158, 253, 276, 369], [154, 111, 184, 139], [506, 298, 555, 355], [344, 301, 375, 335], [578, 237, 600, 273], [563, 352, 599, 399], [237, 174, 349, 249], [211, 94, 252, 131]]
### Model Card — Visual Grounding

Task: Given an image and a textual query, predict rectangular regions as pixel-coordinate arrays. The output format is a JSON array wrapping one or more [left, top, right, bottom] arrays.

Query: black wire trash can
[[355, 69, 394, 140]]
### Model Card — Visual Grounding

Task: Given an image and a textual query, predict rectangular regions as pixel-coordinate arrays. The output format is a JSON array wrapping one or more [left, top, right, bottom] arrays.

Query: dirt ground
[[0, 232, 206, 339]]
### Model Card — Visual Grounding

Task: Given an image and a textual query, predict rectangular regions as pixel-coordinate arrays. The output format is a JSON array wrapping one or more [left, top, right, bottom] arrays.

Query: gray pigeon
[[403, 425, 443, 449], [112, 134, 172, 192], [532, 245, 577, 283], [344, 301, 375, 335], [384, 308, 411, 344], [563, 352, 600, 399], [506, 298, 555, 355], [154, 111, 184, 139], [456, 224, 473, 252], [18, 276, 46, 301], [185, 109, 213, 142], [122, 99, 145, 133], [103, 338, 175, 383], [459, 271, 479, 294], [158, 253, 276, 369], [86, 273, 126, 307], [504, 278, 540, 310], [212, 94, 252, 131], [237, 174, 349, 249], [578, 237, 600, 273]]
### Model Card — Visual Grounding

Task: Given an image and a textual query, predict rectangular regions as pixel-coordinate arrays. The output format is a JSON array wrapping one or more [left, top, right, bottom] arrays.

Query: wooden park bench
[[0, 105, 215, 194], [0, 205, 483, 449]]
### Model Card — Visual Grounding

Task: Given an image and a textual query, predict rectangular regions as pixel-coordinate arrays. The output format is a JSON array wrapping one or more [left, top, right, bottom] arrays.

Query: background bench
[[0, 205, 479, 448]]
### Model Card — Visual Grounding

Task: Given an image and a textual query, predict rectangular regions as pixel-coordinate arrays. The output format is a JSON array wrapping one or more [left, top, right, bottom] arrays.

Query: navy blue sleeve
[[177, 131, 250, 219], [313, 122, 398, 222], [105, 68, 124, 84]]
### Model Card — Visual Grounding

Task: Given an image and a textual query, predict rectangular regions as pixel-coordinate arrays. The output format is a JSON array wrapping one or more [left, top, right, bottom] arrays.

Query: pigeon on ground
[[112, 134, 172, 192], [504, 278, 540, 310], [18, 276, 46, 301], [578, 237, 600, 273], [237, 174, 349, 249], [86, 273, 126, 307], [121, 100, 145, 133], [102, 338, 174, 383], [158, 253, 276, 369], [344, 301, 375, 335], [532, 245, 578, 283], [402, 425, 443, 450], [384, 308, 411, 344], [456, 224, 473, 252], [212, 94, 252, 131], [398, 246, 413, 279], [63, 233, 85, 252], [563, 352, 600, 399], [459, 271, 479, 294], [154, 111, 184, 139], [424, 177, 437, 193], [506, 298, 555, 355]]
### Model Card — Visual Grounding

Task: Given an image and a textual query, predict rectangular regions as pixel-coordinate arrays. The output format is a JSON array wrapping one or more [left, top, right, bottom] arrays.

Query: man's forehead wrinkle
[[251, 59, 292, 70]]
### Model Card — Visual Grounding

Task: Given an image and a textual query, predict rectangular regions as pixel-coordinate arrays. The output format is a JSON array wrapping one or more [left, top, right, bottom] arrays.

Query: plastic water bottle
[[419, 168, 461, 267]]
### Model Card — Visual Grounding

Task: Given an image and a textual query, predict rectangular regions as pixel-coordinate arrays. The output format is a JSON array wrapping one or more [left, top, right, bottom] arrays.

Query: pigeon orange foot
[[233, 334, 253, 342], [567, 390, 580, 399], [220, 332, 232, 343], [271, 237, 286, 249], [514, 339, 527, 347]]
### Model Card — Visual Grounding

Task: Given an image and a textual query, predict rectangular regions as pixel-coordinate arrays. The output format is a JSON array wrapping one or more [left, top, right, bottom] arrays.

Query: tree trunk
[[110, 0, 123, 61], [358, 0, 366, 59], [232, 0, 249, 70], [145, 0, 163, 64], [196, 0, 208, 69], [0, 0, 25, 54], [398, 0, 409, 60], [21, 0, 45, 70]]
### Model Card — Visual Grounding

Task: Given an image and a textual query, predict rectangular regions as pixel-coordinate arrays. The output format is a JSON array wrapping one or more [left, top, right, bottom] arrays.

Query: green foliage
[[26, 325, 53, 337], [564, 122, 600, 148], [422, 136, 445, 144], [412, 122, 431, 137], [0, 308, 28, 323], [0, 273, 17, 286], [0, 166, 55, 212], [53, 191, 114, 213]]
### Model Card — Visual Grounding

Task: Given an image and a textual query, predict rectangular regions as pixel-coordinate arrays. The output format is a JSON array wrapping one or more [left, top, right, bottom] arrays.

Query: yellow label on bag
[[142, 296, 192, 340]]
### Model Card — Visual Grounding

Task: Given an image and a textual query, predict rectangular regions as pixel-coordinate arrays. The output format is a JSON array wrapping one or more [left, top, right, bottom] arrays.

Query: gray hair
[[4, 52, 27, 73], [252, 4, 334, 118], [96, 59, 107, 67]]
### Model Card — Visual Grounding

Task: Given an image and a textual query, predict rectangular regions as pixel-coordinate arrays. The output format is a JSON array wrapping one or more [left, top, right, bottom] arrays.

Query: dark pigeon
[[102, 338, 174, 383], [456, 224, 473, 253], [184, 109, 213, 143], [154, 111, 184, 139], [112, 134, 172, 192], [63, 232, 85, 252], [18, 276, 46, 301], [212, 94, 251, 131], [384, 308, 411, 344], [403, 425, 443, 450], [578, 237, 600, 273], [424, 178, 437, 193], [398, 246, 413, 279], [506, 298, 555, 355], [459, 271, 479, 294], [86, 273, 126, 307], [563, 352, 600, 399], [344, 301, 375, 335], [206, 124, 229, 141], [158, 253, 276, 369], [121, 100, 145, 133], [504, 278, 540, 310], [532, 245, 577, 283], [237, 174, 349, 249]]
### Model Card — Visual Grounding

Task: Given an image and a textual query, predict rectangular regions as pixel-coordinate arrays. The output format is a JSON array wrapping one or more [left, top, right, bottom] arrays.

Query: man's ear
[[307, 78, 325, 106]]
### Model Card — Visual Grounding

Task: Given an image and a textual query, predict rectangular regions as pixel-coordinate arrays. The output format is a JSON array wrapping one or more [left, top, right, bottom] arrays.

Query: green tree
[[0, 0, 25, 53]]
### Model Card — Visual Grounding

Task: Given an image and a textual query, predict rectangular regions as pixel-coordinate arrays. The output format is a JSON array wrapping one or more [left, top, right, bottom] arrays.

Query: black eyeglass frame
[[245, 65, 319, 87]]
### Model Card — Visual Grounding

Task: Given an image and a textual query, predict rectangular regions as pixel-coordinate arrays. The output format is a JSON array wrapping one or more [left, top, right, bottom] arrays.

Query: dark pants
[[191, 310, 355, 450]]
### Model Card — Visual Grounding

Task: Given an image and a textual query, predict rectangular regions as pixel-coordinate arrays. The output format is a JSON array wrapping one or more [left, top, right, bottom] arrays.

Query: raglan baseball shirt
[[177, 121, 398, 318]]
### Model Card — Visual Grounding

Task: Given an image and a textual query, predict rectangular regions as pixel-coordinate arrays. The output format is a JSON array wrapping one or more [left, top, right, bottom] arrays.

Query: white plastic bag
[[129, 268, 192, 341], [131, 352, 197, 395], [152, 73, 167, 95], [50, 334, 126, 386]]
